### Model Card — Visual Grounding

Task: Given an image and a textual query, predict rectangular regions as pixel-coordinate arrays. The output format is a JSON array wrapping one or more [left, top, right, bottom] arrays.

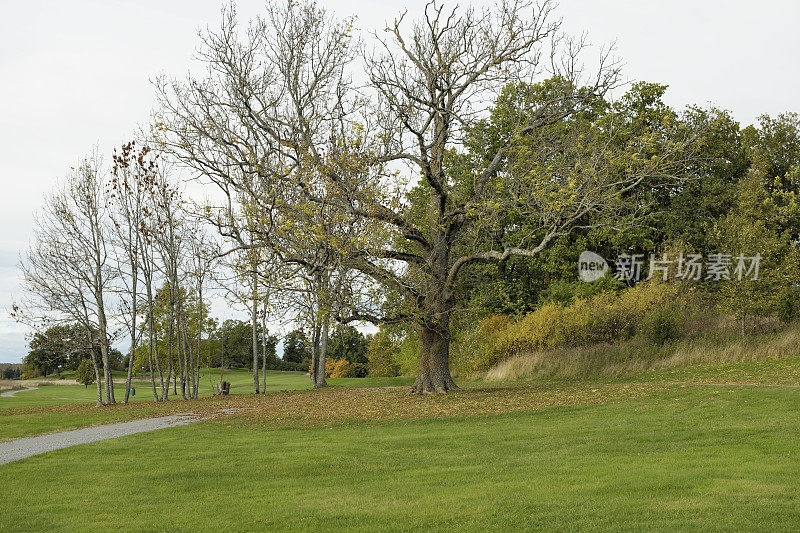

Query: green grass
[[1, 369, 416, 412], [1, 384, 798, 531], [0, 370, 414, 441], [0, 369, 311, 410]]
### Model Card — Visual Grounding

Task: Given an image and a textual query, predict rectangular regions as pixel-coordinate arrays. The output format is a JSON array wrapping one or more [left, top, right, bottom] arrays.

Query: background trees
[[282, 329, 310, 365]]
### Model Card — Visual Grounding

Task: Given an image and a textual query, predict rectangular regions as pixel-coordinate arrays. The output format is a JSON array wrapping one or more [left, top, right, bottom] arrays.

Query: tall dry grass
[[451, 281, 691, 376], [484, 325, 800, 382]]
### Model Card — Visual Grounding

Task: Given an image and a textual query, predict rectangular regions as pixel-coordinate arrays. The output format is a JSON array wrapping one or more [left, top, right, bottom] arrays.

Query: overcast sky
[[1, 0, 798, 363]]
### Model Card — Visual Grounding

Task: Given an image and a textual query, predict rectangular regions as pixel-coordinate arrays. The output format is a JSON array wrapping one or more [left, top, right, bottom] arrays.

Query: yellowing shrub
[[454, 281, 687, 376], [329, 359, 351, 378]]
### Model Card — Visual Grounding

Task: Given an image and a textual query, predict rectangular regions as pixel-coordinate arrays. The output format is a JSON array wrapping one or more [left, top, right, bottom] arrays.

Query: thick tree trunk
[[411, 223, 459, 394], [411, 322, 459, 394]]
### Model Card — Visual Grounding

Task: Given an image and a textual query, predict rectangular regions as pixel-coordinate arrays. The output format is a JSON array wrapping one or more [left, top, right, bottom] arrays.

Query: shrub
[[454, 281, 689, 375], [450, 315, 512, 375], [643, 307, 678, 346], [328, 359, 351, 378], [347, 363, 369, 378]]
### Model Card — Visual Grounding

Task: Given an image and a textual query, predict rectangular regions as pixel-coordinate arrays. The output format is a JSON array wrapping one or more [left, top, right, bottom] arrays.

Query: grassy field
[[0, 368, 417, 411], [0, 382, 798, 531], [0, 368, 311, 410], [1, 358, 799, 530]]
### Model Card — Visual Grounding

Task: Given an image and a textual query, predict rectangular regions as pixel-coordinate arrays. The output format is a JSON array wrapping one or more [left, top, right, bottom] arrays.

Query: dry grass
[[484, 325, 800, 382], [0, 379, 81, 388]]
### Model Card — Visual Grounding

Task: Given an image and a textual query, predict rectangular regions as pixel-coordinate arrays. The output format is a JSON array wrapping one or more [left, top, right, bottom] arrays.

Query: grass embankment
[[0, 382, 798, 531], [484, 325, 800, 382]]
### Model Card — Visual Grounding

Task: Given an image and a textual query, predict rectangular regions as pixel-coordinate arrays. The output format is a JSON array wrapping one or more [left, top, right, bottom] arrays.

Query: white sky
[[1, 0, 799, 363]]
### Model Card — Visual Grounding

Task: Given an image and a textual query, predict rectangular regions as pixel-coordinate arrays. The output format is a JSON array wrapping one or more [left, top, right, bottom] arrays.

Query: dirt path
[[0, 413, 200, 465], [0, 386, 38, 398]]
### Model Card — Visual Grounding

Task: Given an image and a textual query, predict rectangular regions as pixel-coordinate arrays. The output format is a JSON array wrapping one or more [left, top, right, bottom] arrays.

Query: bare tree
[[18, 154, 117, 405], [108, 141, 159, 403], [187, 222, 216, 399], [151, 170, 191, 400]]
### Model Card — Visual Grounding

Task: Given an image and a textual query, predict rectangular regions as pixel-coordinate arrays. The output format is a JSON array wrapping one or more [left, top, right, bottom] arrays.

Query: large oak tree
[[154, 0, 703, 393]]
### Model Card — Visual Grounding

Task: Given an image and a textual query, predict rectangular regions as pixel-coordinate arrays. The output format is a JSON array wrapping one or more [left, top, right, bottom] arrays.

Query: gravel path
[[0, 413, 200, 465], [0, 386, 38, 398]]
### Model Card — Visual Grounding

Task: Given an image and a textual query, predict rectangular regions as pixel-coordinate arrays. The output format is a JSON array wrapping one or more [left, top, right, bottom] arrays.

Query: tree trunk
[[315, 318, 329, 388], [220, 334, 225, 384], [124, 324, 135, 403], [164, 313, 174, 401], [310, 322, 320, 387], [261, 305, 267, 394], [145, 278, 163, 401], [97, 296, 115, 405], [124, 274, 138, 404], [195, 285, 203, 399], [411, 322, 459, 394], [98, 334, 115, 405], [411, 226, 459, 394], [251, 272, 259, 394], [91, 343, 104, 407]]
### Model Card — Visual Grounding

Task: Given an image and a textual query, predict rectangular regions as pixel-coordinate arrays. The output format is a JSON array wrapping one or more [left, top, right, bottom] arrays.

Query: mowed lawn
[[1, 382, 799, 531], [0, 369, 314, 410]]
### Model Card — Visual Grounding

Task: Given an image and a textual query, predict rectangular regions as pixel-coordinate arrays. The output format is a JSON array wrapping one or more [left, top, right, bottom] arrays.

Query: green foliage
[[347, 362, 369, 378], [282, 329, 310, 364], [75, 359, 96, 388], [712, 170, 800, 332], [1, 364, 22, 380], [777, 287, 800, 323], [327, 325, 369, 364], [367, 329, 401, 377], [538, 276, 625, 306], [396, 330, 421, 376], [24, 324, 92, 377]]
